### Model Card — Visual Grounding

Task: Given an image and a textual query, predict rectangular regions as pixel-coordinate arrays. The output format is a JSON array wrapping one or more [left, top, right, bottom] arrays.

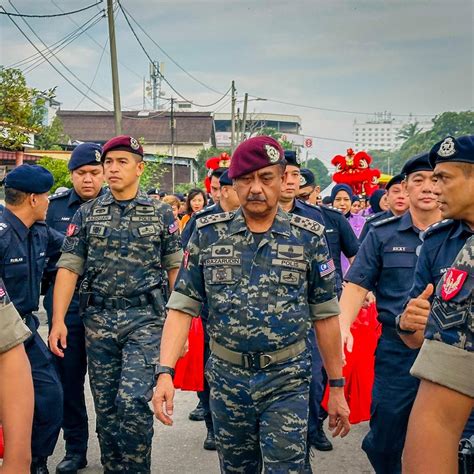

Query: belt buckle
[[259, 353, 273, 369], [242, 352, 273, 369]]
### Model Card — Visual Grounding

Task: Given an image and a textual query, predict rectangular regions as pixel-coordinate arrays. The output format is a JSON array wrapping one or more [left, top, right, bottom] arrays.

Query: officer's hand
[[48, 322, 68, 358], [180, 339, 189, 358], [362, 291, 375, 309], [400, 284, 434, 332], [327, 388, 351, 438], [340, 322, 354, 360], [152, 374, 175, 426]]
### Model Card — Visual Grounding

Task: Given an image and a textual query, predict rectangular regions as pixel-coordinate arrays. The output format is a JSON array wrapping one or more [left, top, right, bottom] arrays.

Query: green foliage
[[140, 156, 166, 190], [305, 158, 332, 189], [37, 156, 72, 193], [196, 147, 231, 182], [255, 127, 293, 150], [34, 116, 69, 150], [370, 111, 474, 174], [396, 121, 422, 141], [175, 182, 200, 195], [0, 67, 55, 150]]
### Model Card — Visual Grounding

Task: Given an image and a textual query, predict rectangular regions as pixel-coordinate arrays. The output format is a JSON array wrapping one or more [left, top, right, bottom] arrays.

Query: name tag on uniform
[[272, 258, 307, 271], [60, 217, 71, 221], [9, 257, 24, 263], [277, 245, 304, 260], [392, 246, 406, 252], [131, 216, 159, 222], [204, 257, 241, 266], [86, 216, 112, 222]]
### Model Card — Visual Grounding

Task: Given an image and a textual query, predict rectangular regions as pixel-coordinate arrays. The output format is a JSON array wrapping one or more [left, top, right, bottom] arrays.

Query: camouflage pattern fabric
[[168, 208, 339, 353], [167, 207, 338, 472], [425, 235, 473, 350], [57, 189, 182, 473]]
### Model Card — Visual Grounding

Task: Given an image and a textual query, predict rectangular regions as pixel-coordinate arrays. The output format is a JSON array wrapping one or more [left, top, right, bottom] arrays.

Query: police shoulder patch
[[196, 211, 234, 229], [372, 215, 401, 228], [0, 222, 9, 234], [49, 189, 70, 201], [290, 214, 323, 235], [195, 204, 217, 218], [365, 211, 386, 223], [421, 219, 454, 240], [321, 205, 342, 216]]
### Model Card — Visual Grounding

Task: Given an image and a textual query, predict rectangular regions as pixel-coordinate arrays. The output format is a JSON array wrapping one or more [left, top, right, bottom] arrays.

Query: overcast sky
[[1, 0, 472, 165]]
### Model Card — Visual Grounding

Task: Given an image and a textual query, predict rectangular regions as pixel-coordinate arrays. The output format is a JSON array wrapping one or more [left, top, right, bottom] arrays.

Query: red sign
[[304, 138, 313, 148]]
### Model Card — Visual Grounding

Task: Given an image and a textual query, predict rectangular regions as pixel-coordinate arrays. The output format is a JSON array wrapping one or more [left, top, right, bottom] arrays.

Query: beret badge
[[437, 137, 456, 158], [265, 144, 280, 163], [130, 137, 140, 151], [300, 175, 307, 186], [95, 150, 101, 162]]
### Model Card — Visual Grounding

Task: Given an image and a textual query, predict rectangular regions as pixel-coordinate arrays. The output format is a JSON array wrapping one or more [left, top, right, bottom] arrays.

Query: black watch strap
[[154, 365, 175, 381], [328, 377, 345, 388], [395, 314, 416, 335]]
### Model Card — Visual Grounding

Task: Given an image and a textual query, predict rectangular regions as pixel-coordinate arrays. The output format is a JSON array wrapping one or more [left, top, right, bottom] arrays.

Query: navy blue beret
[[219, 169, 232, 186], [5, 165, 54, 193], [429, 135, 474, 169], [284, 150, 302, 168], [299, 168, 315, 187], [147, 188, 160, 196], [386, 173, 405, 190], [68, 142, 102, 171], [401, 152, 432, 176]]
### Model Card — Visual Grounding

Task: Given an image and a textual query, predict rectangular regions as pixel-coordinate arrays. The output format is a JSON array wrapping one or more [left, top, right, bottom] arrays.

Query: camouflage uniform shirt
[[167, 207, 339, 353], [57, 189, 183, 296]]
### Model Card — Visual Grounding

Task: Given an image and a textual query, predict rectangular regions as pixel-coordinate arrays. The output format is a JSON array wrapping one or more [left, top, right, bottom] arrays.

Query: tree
[[396, 122, 422, 141], [37, 156, 72, 193], [34, 116, 70, 150], [305, 158, 332, 190], [195, 147, 231, 182], [0, 67, 55, 150], [140, 156, 166, 191]]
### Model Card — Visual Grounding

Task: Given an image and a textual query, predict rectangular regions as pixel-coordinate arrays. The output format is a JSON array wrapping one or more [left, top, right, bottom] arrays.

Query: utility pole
[[107, 0, 121, 135], [150, 61, 159, 110], [170, 98, 176, 193], [240, 93, 249, 144], [230, 81, 236, 152]]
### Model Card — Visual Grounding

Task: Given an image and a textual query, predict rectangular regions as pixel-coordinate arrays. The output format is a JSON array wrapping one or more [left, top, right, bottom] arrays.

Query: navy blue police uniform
[[345, 153, 434, 473], [0, 165, 64, 470], [43, 142, 105, 464]]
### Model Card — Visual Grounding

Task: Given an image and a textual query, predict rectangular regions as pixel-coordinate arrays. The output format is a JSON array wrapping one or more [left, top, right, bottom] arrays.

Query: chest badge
[[441, 268, 468, 301]]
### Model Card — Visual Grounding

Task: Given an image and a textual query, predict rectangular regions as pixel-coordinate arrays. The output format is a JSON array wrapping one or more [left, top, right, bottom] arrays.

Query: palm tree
[[396, 122, 422, 141]]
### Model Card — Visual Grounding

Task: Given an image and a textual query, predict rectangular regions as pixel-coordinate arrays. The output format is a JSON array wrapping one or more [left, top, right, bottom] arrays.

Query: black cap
[[386, 173, 405, 190], [147, 188, 160, 196], [219, 169, 232, 186], [428, 135, 474, 169], [284, 150, 302, 168], [401, 152, 432, 176], [299, 168, 315, 187]]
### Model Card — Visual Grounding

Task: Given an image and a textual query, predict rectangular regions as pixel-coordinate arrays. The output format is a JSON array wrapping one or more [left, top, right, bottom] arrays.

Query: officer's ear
[[136, 159, 145, 177]]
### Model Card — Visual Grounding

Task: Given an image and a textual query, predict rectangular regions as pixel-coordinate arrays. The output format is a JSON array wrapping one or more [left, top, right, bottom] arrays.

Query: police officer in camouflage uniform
[[153, 136, 350, 473], [49, 136, 182, 473]]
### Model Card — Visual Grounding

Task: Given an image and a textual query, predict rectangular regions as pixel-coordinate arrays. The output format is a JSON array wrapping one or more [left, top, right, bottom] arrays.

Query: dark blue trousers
[[45, 288, 89, 455], [307, 328, 325, 441], [24, 315, 63, 458], [197, 340, 214, 431], [362, 327, 419, 474]]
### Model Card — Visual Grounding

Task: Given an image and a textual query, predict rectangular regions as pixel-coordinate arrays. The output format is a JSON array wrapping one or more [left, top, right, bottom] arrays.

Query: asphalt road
[[37, 310, 373, 474]]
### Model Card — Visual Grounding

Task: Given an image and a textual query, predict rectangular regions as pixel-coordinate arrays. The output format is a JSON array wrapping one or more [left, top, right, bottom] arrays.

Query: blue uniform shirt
[[0, 208, 63, 316], [359, 210, 393, 242], [345, 212, 422, 327]]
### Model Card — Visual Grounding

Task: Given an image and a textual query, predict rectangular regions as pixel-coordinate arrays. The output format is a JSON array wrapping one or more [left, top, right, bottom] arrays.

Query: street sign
[[304, 138, 313, 148]]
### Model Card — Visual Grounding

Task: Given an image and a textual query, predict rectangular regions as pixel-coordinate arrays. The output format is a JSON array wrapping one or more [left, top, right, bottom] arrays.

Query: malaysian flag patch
[[169, 221, 179, 234], [319, 259, 335, 277]]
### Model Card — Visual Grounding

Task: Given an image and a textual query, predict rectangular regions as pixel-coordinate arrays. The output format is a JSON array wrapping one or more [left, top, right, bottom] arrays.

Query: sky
[[1, 0, 473, 166]]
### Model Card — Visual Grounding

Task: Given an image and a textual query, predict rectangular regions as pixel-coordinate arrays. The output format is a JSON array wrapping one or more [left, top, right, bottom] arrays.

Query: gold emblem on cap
[[438, 137, 456, 158], [265, 144, 280, 163], [130, 137, 140, 151], [95, 150, 101, 162]]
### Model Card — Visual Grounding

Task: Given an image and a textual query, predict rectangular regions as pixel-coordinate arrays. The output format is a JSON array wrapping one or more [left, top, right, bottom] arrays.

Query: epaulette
[[290, 214, 324, 235], [196, 211, 234, 229], [49, 189, 70, 201], [372, 215, 402, 228], [421, 219, 453, 240], [0, 221, 9, 234], [365, 211, 386, 223], [195, 204, 217, 218], [319, 205, 343, 216]]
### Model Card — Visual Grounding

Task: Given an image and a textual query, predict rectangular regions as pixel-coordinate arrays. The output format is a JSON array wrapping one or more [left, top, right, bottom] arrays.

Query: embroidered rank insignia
[[196, 212, 234, 229], [319, 259, 335, 277], [66, 224, 77, 236], [290, 214, 323, 235], [441, 268, 468, 301]]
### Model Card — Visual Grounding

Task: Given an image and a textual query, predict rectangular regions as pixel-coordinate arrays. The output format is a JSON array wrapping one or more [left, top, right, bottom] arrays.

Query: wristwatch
[[154, 364, 175, 381], [328, 377, 345, 388], [395, 314, 416, 335]]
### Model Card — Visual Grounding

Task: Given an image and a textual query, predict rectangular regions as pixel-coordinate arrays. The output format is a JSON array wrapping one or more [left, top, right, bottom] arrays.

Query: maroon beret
[[228, 136, 284, 179], [101, 135, 144, 161]]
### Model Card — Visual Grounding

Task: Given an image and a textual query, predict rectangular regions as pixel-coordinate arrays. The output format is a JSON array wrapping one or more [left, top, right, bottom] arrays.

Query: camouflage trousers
[[83, 305, 161, 473], [206, 348, 312, 474]]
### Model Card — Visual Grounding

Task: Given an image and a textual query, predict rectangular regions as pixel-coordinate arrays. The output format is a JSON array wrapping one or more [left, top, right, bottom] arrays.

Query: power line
[[119, 2, 225, 96], [117, 0, 231, 108], [2, 5, 111, 111], [0, 1, 102, 18], [8, 0, 112, 108]]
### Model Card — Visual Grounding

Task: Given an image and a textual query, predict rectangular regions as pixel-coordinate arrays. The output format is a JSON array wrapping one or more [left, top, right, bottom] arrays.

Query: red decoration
[[441, 268, 468, 301], [331, 149, 381, 196], [204, 152, 231, 192]]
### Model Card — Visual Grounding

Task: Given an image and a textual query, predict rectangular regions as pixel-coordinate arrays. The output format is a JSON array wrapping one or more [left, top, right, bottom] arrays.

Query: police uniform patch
[[441, 268, 468, 301], [271, 258, 307, 271], [130, 137, 140, 150], [89, 225, 108, 237], [277, 245, 304, 260], [211, 267, 234, 283], [265, 144, 280, 163], [204, 257, 241, 266], [289, 214, 323, 235], [437, 137, 456, 158], [169, 221, 179, 234], [196, 212, 234, 229], [66, 224, 78, 236], [280, 270, 300, 285], [211, 245, 234, 257], [0, 222, 8, 231], [92, 207, 109, 216], [319, 259, 335, 277], [95, 150, 101, 162], [137, 225, 156, 237]]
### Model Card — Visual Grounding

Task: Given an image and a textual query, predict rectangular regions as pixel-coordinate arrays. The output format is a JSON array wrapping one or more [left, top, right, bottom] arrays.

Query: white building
[[353, 112, 433, 151]]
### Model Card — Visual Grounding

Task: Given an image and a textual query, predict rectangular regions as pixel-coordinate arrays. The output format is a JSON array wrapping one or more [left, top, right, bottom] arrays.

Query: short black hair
[[210, 168, 225, 179], [5, 187, 28, 205]]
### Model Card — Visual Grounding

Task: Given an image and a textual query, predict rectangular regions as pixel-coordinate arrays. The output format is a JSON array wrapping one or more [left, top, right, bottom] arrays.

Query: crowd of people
[[0, 133, 472, 474]]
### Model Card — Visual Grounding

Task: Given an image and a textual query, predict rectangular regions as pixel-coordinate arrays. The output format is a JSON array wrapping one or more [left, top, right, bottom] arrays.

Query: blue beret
[[401, 152, 432, 176], [429, 135, 474, 169], [386, 173, 405, 190], [5, 165, 54, 193], [68, 142, 102, 171], [284, 150, 302, 168], [101, 135, 144, 161], [299, 168, 315, 187], [219, 169, 232, 186]]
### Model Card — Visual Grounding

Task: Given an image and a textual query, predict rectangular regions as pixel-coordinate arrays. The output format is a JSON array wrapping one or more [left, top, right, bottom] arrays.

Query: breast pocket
[[130, 225, 162, 263], [3, 259, 28, 290], [203, 265, 242, 314], [383, 251, 417, 290]]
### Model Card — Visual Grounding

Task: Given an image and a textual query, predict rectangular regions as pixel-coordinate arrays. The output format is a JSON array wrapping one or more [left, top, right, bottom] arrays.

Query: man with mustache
[[153, 136, 350, 473]]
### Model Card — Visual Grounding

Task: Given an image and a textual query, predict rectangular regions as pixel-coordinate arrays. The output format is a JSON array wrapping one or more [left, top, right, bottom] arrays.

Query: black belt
[[89, 293, 154, 310]]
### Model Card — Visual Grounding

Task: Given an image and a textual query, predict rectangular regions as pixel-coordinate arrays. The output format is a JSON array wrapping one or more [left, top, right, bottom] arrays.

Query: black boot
[[188, 400, 205, 421], [31, 457, 49, 474], [310, 419, 333, 451], [56, 453, 87, 473], [203, 429, 217, 451]]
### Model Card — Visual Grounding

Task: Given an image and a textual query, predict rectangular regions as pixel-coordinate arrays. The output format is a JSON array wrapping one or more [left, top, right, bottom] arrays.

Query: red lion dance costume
[[203, 152, 231, 193], [331, 148, 380, 197]]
